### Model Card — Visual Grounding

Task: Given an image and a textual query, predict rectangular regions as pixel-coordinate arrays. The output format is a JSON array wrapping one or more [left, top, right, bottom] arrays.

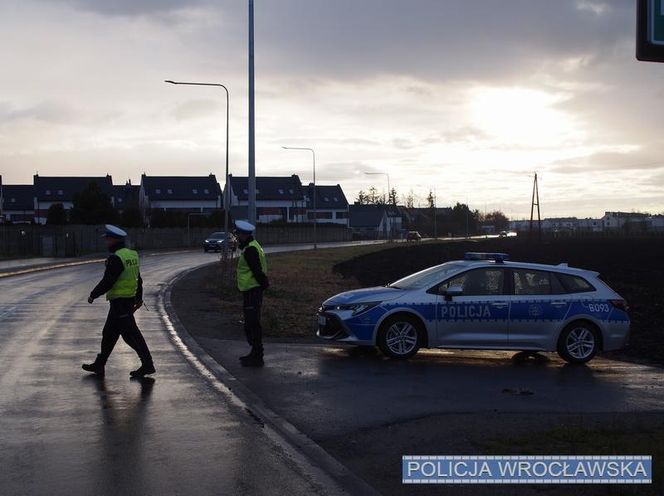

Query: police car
[[317, 253, 630, 364]]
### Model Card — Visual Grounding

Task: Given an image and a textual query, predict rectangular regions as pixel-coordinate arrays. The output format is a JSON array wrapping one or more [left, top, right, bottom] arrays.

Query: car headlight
[[331, 302, 380, 316]]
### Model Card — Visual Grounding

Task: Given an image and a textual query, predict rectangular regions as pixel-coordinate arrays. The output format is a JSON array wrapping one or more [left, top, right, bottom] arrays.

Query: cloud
[[42, 0, 210, 17], [550, 150, 664, 174], [0, 101, 76, 124], [171, 99, 222, 121]]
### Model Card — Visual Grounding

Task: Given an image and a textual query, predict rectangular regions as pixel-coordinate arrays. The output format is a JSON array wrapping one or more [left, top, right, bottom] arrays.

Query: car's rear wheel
[[377, 315, 422, 359], [557, 321, 600, 364]]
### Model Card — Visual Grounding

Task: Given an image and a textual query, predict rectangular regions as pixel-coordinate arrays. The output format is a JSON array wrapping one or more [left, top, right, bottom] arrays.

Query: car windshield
[[208, 232, 227, 239], [388, 262, 465, 290]]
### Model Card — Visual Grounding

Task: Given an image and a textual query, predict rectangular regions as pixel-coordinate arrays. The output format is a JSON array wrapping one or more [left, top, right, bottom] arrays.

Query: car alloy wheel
[[378, 316, 422, 359], [558, 322, 599, 364]]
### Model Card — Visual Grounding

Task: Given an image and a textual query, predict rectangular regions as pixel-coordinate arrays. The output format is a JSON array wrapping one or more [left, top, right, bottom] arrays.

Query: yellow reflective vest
[[106, 248, 140, 300], [237, 240, 267, 292]]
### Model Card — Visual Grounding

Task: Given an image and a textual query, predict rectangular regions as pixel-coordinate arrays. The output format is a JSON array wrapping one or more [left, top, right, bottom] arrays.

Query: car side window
[[558, 273, 596, 293], [512, 269, 566, 295], [442, 268, 505, 296]]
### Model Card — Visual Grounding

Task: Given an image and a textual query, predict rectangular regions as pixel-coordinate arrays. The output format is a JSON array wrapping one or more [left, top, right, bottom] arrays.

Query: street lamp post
[[164, 80, 231, 262], [282, 146, 316, 249], [365, 172, 392, 240]]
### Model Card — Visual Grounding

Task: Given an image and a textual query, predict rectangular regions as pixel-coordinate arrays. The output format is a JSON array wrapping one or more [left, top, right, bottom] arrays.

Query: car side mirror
[[440, 285, 463, 301]]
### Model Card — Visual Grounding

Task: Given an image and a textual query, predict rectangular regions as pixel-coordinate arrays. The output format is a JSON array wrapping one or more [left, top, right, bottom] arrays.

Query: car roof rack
[[464, 252, 509, 263]]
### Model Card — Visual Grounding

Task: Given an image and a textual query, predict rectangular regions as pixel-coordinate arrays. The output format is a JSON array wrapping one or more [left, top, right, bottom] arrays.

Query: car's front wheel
[[377, 315, 422, 359], [557, 321, 600, 364]]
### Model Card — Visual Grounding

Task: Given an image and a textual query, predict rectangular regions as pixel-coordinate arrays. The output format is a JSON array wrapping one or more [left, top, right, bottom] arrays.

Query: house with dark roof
[[349, 205, 389, 238], [139, 174, 222, 223], [1, 184, 35, 223], [33, 174, 114, 224], [305, 183, 349, 226], [112, 180, 140, 213], [225, 175, 306, 223], [349, 204, 403, 238]]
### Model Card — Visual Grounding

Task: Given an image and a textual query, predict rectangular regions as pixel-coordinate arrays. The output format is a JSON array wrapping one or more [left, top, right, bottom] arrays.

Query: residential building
[[1, 184, 35, 223], [602, 211, 650, 231], [33, 174, 114, 224], [225, 175, 306, 223], [305, 183, 349, 226], [349, 204, 389, 238], [112, 180, 140, 213], [139, 174, 222, 223], [577, 218, 603, 232]]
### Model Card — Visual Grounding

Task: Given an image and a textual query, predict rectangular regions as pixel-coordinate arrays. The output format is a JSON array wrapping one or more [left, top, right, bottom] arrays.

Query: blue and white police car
[[317, 253, 630, 363]]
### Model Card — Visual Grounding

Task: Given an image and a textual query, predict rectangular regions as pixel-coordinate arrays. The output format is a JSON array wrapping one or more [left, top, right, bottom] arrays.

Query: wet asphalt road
[[0, 248, 364, 496], [190, 339, 664, 441]]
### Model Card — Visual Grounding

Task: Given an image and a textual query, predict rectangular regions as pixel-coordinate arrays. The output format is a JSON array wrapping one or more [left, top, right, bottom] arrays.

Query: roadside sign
[[637, 0, 664, 62]]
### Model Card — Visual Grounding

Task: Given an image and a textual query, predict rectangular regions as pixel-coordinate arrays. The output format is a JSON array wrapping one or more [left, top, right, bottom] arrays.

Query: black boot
[[82, 355, 105, 377], [240, 347, 264, 367], [130, 361, 156, 378], [239, 350, 254, 362]]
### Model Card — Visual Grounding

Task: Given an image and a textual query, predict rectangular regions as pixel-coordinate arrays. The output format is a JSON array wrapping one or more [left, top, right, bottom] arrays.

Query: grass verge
[[194, 243, 392, 338]]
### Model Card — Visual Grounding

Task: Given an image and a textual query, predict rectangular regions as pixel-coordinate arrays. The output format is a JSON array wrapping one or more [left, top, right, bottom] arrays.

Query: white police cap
[[234, 220, 255, 233], [104, 224, 128, 239]]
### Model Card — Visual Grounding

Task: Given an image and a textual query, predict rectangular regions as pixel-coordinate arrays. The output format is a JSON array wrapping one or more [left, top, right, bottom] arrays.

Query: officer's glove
[[87, 296, 94, 304], [133, 300, 143, 313], [260, 278, 270, 291]]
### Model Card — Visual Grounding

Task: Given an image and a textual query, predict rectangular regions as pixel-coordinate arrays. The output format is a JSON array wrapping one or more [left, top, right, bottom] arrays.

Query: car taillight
[[610, 299, 629, 312]]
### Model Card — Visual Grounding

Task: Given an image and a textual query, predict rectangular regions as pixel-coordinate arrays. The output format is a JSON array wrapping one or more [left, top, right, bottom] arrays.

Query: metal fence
[[0, 224, 352, 259]]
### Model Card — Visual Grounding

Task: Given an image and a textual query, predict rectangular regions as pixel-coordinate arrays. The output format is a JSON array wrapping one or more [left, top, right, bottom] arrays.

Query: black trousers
[[98, 298, 152, 365], [242, 287, 264, 356]]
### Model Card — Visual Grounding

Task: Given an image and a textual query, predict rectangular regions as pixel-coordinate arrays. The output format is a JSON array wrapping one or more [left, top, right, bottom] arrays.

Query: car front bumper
[[316, 311, 374, 345]]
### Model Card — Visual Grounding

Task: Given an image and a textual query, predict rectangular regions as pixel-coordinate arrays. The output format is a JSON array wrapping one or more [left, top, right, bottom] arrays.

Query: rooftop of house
[[305, 184, 349, 209], [33, 175, 114, 201], [141, 174, 221, 201], [228, 175, 304, 201], [349, 204, 387, 228], [113, 183, 140, 208]]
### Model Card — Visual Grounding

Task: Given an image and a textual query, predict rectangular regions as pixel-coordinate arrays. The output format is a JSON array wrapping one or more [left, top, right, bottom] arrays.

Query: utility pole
[[433, 188, 437, 239], [248, 0, 256, 226], [529, 172, 542, 241]]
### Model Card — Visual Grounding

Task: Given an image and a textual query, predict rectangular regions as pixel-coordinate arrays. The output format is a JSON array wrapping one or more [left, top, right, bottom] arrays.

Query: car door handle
[[551, 301, 568, 306], [490, 302, 509, 308]]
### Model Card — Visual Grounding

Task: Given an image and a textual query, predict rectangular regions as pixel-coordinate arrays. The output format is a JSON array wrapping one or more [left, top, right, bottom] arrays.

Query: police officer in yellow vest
[[235, 220, 269, 367], [82, 225, 155, 378]]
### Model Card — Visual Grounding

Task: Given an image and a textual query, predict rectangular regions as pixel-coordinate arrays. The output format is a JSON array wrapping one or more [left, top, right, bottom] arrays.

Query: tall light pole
[[283, 146, 316, 249], [248, 0, 256, 226], [365, 172, 392, 240], [164, 80, 230, 261]]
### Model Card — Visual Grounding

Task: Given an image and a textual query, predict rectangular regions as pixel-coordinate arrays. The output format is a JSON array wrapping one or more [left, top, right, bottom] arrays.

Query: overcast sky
[[1, 0, 663, 218]]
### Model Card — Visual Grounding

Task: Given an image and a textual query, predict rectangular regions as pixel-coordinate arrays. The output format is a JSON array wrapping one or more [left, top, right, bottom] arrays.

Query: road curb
[[160, 264, 381, 496], [0, 258, 105, 278]]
